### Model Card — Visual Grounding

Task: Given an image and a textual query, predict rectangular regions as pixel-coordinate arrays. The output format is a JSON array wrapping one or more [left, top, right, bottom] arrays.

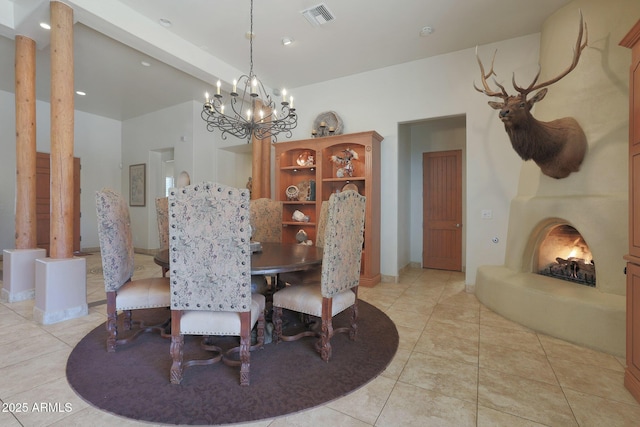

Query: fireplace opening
[[536, 224, 595, 287]]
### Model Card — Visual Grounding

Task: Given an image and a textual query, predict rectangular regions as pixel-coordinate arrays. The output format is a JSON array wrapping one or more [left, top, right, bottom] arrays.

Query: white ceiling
[[0, 0, 570, 121]]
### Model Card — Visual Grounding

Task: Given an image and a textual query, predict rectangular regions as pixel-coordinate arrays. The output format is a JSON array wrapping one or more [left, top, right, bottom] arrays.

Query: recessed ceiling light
[[159, 18, 172, 27], [75, 91, 86, 96], [281, 37, 294, 46], [40, 22, 51, 30], [419, 26, 434, 37], [141, 61, 151, 67]]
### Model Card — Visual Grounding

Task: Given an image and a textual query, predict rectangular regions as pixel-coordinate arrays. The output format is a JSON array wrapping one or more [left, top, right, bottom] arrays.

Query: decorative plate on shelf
[[313, 111, 344, 135], [342, 183, 359, 193]]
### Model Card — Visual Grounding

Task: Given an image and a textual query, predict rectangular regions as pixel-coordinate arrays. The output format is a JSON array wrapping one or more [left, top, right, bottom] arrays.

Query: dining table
[[153, 241, 323, 277]]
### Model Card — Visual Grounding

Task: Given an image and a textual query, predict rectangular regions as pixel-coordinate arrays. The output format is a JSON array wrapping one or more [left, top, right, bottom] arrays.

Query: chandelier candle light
[[201, 0, 298, 142]]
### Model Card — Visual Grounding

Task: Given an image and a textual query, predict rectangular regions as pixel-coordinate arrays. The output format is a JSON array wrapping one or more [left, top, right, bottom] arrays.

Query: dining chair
[[169, 182, 265, 386], [272, 190, 366, 361], [95, 188, 171, 353], [155, 196, 169, 277], [249, 198, 282, 243], [278, 200, 328, 286]]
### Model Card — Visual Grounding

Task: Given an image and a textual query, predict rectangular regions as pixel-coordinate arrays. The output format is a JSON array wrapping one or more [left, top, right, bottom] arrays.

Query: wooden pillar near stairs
[[49, 1, 74, 259], [14, 36, 37, 249]]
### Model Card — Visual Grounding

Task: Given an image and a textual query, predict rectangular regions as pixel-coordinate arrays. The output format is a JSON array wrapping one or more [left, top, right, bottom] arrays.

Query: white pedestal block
[[34, 257, 88, 325], [1, 248, 47, 302]]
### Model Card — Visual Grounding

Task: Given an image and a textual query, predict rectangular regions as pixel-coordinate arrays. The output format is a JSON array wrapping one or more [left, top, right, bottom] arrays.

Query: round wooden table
[[154, 242, 323, 275]]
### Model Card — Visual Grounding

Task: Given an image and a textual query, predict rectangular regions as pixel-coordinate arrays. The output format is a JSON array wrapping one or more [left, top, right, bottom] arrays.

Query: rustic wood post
[[14, 35, 37, 249], [49, 1, 74, 259]]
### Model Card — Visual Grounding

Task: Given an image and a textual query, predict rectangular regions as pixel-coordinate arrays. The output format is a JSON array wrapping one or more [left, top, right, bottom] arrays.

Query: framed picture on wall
[[129, 163, 146, 206]]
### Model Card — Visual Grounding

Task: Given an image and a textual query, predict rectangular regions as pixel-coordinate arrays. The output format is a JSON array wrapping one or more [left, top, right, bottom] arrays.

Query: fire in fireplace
[[536, 224, 595, 287]]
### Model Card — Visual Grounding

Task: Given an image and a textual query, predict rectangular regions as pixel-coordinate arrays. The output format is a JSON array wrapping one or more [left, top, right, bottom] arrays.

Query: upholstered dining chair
[[272, 190, 366, 362], [249, 198, 282, 243], [168, 182, 265, 386], [155, 196, 169, 277], [95, 188, 171, 353]]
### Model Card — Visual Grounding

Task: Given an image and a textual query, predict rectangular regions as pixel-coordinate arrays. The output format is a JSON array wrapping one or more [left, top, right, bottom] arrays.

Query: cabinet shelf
[[275, 131, 382, 286]]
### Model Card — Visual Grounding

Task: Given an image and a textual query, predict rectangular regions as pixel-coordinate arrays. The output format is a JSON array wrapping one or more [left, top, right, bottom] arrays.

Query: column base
[[1, 248, 47, 303], [34, 257, 88, 325]]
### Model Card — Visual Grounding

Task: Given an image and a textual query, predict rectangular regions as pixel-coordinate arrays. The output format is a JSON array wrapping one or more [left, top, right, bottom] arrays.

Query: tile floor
[[1, 253, 640, 426]]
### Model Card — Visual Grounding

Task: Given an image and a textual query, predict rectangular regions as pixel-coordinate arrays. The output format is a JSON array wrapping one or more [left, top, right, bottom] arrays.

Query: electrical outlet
[[481, 209, 492, 219]]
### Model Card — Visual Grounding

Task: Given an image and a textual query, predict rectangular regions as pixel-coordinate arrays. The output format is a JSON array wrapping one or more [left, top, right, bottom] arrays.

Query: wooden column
[[261, 136, 271, 198], [251, 132, 263, 199], [14, 36, 37, 249], [49, 1, 74, 259]]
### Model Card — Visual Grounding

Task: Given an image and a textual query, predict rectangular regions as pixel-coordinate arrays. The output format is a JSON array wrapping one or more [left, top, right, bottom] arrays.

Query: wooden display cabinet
[[275, 131, 382, 286], [621, 19, 640, 405]]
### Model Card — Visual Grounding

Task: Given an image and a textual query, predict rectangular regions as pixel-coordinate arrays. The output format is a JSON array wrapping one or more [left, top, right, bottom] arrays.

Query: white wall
[[0, 89, 122, 253], [287, 34, 539, 284]]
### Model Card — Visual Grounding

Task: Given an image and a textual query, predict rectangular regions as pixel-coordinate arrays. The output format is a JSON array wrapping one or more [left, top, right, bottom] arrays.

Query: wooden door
[[36, 152, 81, 255], [422, 150, 462, 271]]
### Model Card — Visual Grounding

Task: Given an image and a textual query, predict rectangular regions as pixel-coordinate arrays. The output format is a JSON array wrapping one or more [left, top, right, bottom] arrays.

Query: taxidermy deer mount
[[474, 12, 588, 179]]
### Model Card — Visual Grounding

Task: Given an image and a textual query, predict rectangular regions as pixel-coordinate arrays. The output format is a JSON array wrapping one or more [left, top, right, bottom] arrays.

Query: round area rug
[[66, 301, 398, 425]]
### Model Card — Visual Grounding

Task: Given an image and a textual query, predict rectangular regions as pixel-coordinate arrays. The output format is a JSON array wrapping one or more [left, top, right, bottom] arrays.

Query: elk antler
[[513, 10, 588, 96], [473, 47, 509, 99]]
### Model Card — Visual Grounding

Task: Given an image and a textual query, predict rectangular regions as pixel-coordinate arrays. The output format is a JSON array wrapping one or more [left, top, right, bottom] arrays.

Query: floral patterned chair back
[[169, 183, 252, 311], [96, 188, 135, 292], [155, 196, 169, 276], [249, 198, 282, 243], [155, 197, 169, 251], [315, 201, 329, 248], [321, 191, 366, 298]]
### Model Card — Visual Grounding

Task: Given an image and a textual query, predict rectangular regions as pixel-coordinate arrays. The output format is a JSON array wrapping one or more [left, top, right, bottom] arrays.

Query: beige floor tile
[[48, 406, 149, 427], [388, 295, 438, 314], [327, 375, 396, 424], [0, 333, 70, 369], [477, 405, 548, 426], [269, 406, 370, 426], [423, 317, 479, 343], [438, 287, 480, 309], [0, 408, 22, 427], [0, 349, 70, 399], [563, 388, 640, 427], [549, 356, 639, 406], [480, 324, 545, 355], [480, 306, 534, 332], [381, 347, 411, 380], [414, 327, 479, 365], [429, 302, 479, 325], [478, 367, 578, 426], [6, 377, 90, 427], [384, 306, 431, 330], [377, 382, 476, 427], [395, 324, 423, 351], [538, 333, 625, 372], [399, 352, 478, 403], [480, 342, 558, 385]]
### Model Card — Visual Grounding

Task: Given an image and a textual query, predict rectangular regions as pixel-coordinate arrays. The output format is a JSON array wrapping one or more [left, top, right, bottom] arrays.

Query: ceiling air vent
[[301, 3, 335, 26]]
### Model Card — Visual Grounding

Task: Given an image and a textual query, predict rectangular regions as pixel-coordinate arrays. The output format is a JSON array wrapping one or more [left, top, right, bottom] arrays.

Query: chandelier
[[201, 0, 298, 142]]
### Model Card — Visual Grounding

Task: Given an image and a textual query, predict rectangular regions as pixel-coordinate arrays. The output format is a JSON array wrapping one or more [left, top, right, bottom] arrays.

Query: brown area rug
[[66, 301, 398, 425]]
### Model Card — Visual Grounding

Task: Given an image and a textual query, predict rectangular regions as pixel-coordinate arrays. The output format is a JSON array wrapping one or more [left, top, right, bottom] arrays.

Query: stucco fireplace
[[473, 3, 632, 357]]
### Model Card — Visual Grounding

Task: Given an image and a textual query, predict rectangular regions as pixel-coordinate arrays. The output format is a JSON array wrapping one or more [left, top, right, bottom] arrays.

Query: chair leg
[[239, 312, 251, 386], [123, 310, 133, 331], [349, 299, 358, 341], [273, 306, 283, 344], [170, 311, 184, 384], [106, 292, 117, 352], [319, 298, 334, 362]]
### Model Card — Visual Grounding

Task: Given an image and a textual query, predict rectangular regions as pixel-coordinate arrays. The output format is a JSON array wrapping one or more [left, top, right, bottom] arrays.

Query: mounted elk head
[[474, 12, 588, 179]]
